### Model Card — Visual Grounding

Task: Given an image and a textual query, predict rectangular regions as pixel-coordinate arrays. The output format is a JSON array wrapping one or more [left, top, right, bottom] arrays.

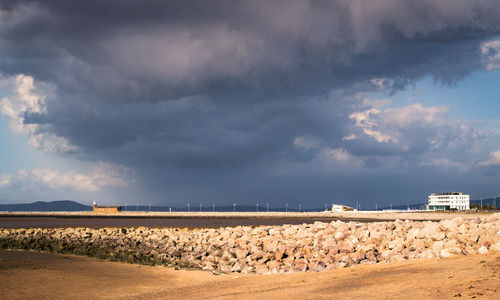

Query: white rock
[[478, 246, 489, 255], [490, 241, 500, 251], [420, 250, 435, 259], [431, 231, 446, 241], [439, 249, 451, 258], [334, 231, 346, 240]]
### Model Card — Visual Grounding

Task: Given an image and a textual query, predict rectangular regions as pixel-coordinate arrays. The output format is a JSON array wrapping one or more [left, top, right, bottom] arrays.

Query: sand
[[1, 249, 498, 299]]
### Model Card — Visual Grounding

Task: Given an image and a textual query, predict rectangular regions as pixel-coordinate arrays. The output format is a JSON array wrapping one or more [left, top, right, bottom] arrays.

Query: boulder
[[255, 263, 269, 274], [234, 248, 248, 259], [334, 231, 347, 241], [478, 246, 489, 255], [439, 249, 451, 258], [412, 239, 425, 251], [491, 241, 500, 251], [431, 231, 446, 241], [292, 258, 308, 272], [308, 260, 326, 272], [2, 215, 499, 275], [266, 260, 281, 273]]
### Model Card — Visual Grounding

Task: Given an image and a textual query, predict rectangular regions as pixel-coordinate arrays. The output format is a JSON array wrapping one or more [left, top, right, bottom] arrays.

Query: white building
[[428, 192, 470, 211], [331, 204, 355, 212]]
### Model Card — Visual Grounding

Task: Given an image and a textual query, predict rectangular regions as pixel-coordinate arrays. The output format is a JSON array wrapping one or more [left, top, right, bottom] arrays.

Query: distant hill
[[4, 198, 494, 212], [0, 200, 91, 212]]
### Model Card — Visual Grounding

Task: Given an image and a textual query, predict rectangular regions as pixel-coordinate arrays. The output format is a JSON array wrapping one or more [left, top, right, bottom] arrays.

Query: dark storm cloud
[[2, 0, 500, 100], [2, 0, 500, 206]]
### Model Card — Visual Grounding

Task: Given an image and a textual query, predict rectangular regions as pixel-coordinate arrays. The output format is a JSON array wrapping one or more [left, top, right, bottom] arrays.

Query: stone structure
[[1, 213, 499, 274], [92, 201, 122, 213]]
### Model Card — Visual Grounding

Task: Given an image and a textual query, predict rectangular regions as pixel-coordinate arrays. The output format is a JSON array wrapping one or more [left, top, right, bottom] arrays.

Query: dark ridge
[[0, 200, 91, 212]]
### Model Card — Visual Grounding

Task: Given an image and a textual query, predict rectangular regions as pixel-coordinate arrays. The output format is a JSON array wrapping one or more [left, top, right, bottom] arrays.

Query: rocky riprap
[[1, 214, 499, 274]]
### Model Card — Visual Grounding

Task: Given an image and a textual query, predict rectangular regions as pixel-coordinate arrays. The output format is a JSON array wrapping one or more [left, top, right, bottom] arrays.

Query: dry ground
[[0, 250, 499, 299]]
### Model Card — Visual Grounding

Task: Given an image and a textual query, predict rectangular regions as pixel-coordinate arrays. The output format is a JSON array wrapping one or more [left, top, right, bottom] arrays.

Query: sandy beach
[[1, 249, 498, 299], [1, 213, 499, 299]]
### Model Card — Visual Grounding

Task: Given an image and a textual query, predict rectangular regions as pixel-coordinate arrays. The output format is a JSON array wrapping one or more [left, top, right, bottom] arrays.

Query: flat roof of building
[[430, 192, 464, 196]]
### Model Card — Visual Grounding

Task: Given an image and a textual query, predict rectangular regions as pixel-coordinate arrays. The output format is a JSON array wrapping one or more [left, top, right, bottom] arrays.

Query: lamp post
[[213, 203, 215, 212], [299, 203, 302, 212], [256, 203, 259, 212], [233, 203, 236, 212], [187, 203, 190, 212], [285, 203, 288, 212], [200, 203, 202, 212], [375, 203, 377, 211], [267, 203, 269, 212]]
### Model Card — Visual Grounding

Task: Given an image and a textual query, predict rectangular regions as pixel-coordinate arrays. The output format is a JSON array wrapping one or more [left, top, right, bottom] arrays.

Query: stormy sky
[[1, 0, 500, 208]]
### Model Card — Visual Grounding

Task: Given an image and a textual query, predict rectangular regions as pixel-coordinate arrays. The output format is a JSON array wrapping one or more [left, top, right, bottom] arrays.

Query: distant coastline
[[1, 199, 498, 213]]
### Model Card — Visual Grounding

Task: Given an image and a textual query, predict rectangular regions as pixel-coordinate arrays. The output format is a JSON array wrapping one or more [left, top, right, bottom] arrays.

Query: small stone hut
[[92, 201, 122, 213]]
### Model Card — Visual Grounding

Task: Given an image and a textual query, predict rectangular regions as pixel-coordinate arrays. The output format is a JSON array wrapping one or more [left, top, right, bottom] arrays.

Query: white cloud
[[370, 78, 387, 89], [293, 136, 321, 149], [0, 162, 134, 192], [338, 99, 492, 174], [348, 102, 449, 146], [361, 98, 392, 108], [342, 134, 357, 141], [420, 149, 500, 173], [283, 142, 366, 176], [16, 169, 28, 179], [283, 94, 495, 178], [0, 74, 77, 154], [292, 135, 364, 174], [481, 39, 500, 71], [349, 108, 396, 143], [0, 174, 11, 186], [420, 158, 469, 172], [477, 150, 500, 166], [375, 103, 449, 127], [317, 147, 359, 165]]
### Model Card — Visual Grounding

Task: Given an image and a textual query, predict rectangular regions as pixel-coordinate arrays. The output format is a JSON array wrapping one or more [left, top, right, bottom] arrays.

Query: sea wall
[[0, 211, 487, 221], [1, 214, 499, 274]]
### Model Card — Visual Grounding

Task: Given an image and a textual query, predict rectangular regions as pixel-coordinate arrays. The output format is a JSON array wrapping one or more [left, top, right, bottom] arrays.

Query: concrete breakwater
[[0, 211, 485, 221], [1, 214, 499, 274]]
